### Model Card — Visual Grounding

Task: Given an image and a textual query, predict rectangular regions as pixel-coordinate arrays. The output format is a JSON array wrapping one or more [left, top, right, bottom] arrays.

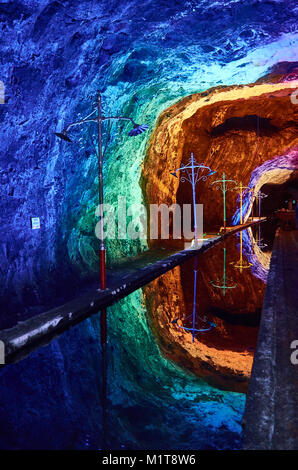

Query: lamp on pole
[[210, 172, 237, 232], [170, 153, 215, 247], [55, 91, 148, 451], [55, 90, 148, 291], [233, 182, 254, 225]]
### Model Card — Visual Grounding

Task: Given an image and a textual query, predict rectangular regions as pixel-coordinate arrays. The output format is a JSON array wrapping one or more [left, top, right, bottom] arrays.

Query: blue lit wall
[[1, 0, 298, 312]]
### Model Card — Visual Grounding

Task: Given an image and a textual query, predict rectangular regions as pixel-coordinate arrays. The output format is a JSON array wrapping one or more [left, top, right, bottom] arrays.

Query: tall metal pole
[[240, 182, 243, 225], [97, 91, 107, 450], [55, 96, 148, 450], [97, 91, 106, 291], [190, 153, 198, 242]]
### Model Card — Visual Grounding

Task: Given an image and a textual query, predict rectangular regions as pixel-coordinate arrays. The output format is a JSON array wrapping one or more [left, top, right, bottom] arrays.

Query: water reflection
[[1, 229, 271, 450], [230, 231, 253, 273], [144, 233, 266, 392], [171, 257, 217, 343], [210, 242, 237, 295], [242, 220, 273, 283]]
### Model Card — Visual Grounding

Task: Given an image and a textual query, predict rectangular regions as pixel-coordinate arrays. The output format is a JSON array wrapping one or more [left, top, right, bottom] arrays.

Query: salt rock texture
[[143, 74, 298, 236]]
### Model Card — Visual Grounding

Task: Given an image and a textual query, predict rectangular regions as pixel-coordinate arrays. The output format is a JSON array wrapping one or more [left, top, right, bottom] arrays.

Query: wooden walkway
[[242, 229, 298, 449]]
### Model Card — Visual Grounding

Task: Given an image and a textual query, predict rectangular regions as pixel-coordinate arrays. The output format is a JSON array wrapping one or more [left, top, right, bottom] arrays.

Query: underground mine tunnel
[[0, 0, 298, 456]]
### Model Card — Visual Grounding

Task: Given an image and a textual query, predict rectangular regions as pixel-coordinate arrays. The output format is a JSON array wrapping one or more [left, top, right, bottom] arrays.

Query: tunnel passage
[[143, 72, 298, 243], [260, 171, 298, 214], [142, 69, 298, 391], [250, 170, 298, 245]]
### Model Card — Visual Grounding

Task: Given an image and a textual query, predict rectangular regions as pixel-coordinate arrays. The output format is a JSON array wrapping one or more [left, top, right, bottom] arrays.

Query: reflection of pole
[[192, 257, 198, 343], [171, 256, 216, 337], [210, 242, 236, 294], [223, 245, 226, 295], [230, 230, 252, 272], [101, 311, 107, 450]]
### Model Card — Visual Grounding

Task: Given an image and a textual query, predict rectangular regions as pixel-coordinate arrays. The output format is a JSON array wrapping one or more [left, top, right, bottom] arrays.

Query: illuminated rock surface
[[0, 0, 298, 451]]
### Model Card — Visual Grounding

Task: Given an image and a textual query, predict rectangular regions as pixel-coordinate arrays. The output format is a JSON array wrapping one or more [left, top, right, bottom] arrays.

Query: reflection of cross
[[230, 231, 252, 273], [210, 243, 237, 295], [171, 153, 215, 244], [254, 223, 267, 250], [210, 172, 237, 232], [171, 257, 216, 342]]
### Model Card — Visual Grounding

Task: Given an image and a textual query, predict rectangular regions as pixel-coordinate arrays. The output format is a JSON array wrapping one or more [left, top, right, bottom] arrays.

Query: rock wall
[[1, 0, 298, 316], [143, 76, 298, 238]]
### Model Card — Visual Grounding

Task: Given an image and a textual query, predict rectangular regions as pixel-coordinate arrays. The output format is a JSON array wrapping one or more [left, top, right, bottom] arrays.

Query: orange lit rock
[[142, 74, 298, 391], [142, 78, 298, 237], [144, 239, 263, 393]]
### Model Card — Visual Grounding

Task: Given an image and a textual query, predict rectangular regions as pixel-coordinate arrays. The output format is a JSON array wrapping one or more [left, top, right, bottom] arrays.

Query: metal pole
[[97, 91, 106, 291], [191, 153, 198, 241], [251, 192, 254, 219], [258, 192, 261, 242], [97, 90, 108, 450], [240, 182, 243, 225], [240, 231, 243, 274], [223, 172, 226, 232]]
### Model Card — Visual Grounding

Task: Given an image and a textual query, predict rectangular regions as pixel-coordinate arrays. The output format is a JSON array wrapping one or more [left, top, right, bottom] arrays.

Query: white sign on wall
[[31, 217, 40, 230]]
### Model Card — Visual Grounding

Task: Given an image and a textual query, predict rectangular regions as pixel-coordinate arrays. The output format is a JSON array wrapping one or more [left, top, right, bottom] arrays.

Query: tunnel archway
[[142, 71, 298, 391], [260, 171, 298, 214], [143, 75, 298, 244]]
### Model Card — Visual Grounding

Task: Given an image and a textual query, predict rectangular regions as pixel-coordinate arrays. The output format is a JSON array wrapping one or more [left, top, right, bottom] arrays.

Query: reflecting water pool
[[0, 228, 270, 450]]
